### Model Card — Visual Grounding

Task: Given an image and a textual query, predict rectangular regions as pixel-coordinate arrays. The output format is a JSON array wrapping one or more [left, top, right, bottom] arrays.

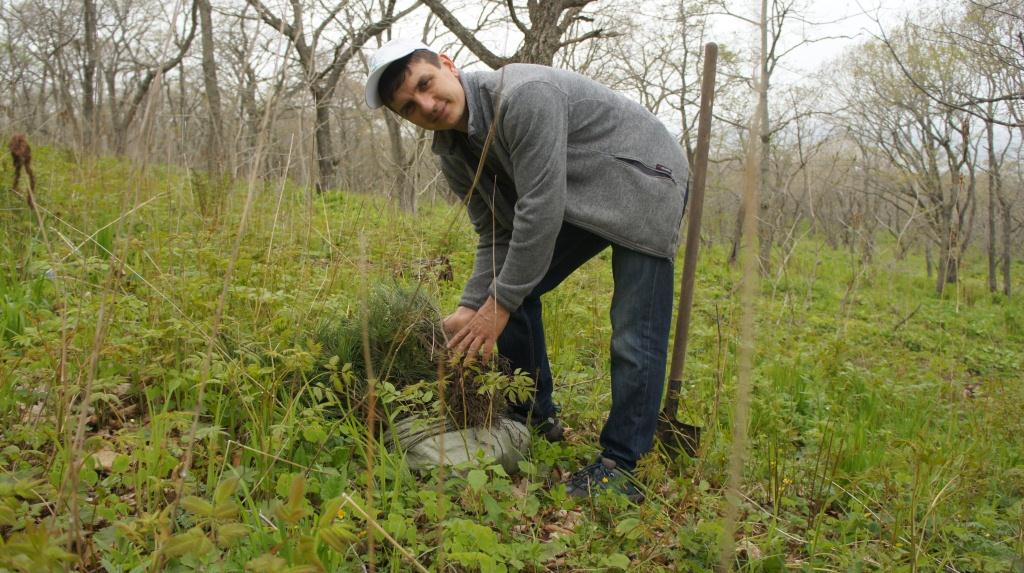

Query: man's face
[[387, 55, 467, 132]]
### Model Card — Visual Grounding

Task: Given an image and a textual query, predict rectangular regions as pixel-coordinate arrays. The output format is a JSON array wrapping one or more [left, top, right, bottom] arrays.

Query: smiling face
[[386, 54, 468, 132]]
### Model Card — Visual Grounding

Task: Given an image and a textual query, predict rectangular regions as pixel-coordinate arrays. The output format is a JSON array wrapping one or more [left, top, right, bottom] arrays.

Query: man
[[365, 39, 688, 503]]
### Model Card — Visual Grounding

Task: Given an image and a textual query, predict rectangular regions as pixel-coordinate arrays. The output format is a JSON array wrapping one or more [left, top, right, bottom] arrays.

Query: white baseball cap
[[365, 38, 435, 109]]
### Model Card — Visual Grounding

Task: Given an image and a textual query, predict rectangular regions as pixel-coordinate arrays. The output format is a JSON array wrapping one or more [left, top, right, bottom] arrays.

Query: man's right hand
[[443, 306, 477, 339]]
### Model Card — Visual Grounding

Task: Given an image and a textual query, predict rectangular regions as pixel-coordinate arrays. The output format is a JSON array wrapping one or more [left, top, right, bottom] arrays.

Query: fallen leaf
[[92, 450, 118, 473]]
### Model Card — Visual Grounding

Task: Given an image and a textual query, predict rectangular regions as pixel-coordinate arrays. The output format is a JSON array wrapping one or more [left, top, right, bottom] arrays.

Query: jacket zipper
[[614, 156, 675, 182]]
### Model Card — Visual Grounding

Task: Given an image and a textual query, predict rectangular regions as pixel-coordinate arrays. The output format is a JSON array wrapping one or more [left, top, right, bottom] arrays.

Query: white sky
[[706, 0, 936, 83]]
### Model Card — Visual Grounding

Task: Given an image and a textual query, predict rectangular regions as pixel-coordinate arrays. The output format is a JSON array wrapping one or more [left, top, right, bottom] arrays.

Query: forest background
[[0, 0, 1022, 571]]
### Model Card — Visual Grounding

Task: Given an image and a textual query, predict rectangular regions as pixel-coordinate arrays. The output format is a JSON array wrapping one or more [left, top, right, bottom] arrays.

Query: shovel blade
[[657, 417, 701, 459]]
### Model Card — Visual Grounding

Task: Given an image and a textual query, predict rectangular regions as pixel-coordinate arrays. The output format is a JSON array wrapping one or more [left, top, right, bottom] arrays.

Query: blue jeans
[[498, 223, 674, 471]]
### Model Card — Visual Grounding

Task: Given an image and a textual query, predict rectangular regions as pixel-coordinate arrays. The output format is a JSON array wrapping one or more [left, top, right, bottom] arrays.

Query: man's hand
[[447, 297, 510, 363], [443, 306, 477, 338]]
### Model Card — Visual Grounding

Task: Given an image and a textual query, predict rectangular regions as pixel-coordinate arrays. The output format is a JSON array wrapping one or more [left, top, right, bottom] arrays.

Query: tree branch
[[876, 26, 1024, 128], [120, 0, 199, 133], [506, 0, 529, 34], [246, 0, 296, 42], [420, 0, 510, 68]]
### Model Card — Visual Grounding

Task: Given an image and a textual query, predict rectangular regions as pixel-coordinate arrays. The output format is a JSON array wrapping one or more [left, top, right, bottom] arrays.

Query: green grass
[[0, 147, 1021, 572]]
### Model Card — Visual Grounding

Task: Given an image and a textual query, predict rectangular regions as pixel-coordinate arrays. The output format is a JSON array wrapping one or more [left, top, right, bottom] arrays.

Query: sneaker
[[564, 457, 644, 503], [507, 408, 565, 442]]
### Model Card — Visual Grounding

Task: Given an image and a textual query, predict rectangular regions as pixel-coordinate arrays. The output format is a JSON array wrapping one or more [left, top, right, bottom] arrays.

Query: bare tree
[[590, 0, 725, 163], [876, 0, 1024, 130], [871, 3, 1020, 296], [983, 102, 1017, 296], [83, 0, 98, 147], [837, 25, 979, 296], [196, 0, 224, 174], [97, 0, 200, 153], [716, 0, 856, 270], [244, 0, 417, 193], [1, 0, 85, 143], [221, 4, 267, 176]]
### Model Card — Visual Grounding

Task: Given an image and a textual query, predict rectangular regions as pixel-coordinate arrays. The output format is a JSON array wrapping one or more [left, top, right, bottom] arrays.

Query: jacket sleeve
[[439, 153, 511, 311], [489, 81, 569, 311]]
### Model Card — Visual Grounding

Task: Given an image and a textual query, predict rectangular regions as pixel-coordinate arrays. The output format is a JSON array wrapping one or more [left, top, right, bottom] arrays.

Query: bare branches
[[506, 0, 529, 34], [246, 0, 297, 42], [118, 0, 200, 145], [420, 0, 609, 66], [419, 0, 509, 68], [242, 0, 417, 190], [872, 3, 1024, 129]]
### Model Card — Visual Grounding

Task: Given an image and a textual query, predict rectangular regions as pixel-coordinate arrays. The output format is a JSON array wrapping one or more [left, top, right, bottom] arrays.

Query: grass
[[0, 146, 1021, 571]]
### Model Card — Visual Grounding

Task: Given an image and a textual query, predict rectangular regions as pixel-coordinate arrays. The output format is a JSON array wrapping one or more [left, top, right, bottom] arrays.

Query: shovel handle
[[665, 43, 718, 416]]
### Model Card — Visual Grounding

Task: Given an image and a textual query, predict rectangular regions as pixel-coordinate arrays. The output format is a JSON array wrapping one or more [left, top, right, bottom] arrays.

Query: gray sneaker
[[564, 457, 644, 503]]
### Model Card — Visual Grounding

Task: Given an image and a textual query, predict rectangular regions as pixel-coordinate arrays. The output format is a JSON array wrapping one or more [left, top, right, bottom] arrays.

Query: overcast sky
[[706, 0, 936, 83]]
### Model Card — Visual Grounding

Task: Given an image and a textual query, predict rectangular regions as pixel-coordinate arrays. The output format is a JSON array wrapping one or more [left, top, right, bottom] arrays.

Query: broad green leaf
[[213, 477, 240, 505], [467, 469, 487, 492], [212, 500, 240, 520], [216, 523, 250, 548], [180, 496, 214, 517], [614, 517, 643, 540], [0, 504, 16, 526], [287, 474, 306, 508], [161, 527, 215, 559], [80, 468, 98, 487], [111, 454, 131, 474], [602, 553, 631, 570]]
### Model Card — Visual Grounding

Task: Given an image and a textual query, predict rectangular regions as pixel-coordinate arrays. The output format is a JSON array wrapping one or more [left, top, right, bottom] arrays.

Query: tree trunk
[[312, 89, 336, 193], [944, 253, 959, 287], [83, 0, 98, 149], [239, 62, 259, 178], [935, 206, 957, 296], [986, 161, 997, 293], [1002, 203, 1012, 297], [757, 105, 771, 273], [728, 202, 744, 265], [925, 240, 933, 279], [520, 1, 568, 65], [105, 68, 124, 153], [383, 110, 415, 213], [984, 115, 1011, 298], [197, 0, 224, 174]]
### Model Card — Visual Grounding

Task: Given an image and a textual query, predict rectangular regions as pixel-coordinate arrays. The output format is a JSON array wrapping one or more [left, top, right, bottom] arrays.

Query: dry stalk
[[718, 5, 767, 569], [435, 358, 447, 571], [359, 236, 378, 572]]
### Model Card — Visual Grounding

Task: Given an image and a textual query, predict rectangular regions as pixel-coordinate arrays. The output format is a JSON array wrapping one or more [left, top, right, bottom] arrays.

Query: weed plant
[[0, 147, 1021, 571], [311, 282, 511, 430]]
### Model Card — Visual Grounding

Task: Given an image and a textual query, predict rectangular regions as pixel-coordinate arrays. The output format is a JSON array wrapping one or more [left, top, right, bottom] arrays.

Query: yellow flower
[[601, 477, 609, 484], [336, 508, 347, 520]]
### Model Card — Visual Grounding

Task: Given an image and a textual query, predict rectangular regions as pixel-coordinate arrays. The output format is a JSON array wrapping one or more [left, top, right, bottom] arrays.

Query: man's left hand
[[447, 296, 510, 363]]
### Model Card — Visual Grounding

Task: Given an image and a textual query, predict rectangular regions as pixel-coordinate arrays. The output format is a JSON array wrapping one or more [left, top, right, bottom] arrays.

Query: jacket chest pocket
[[614, 156, 675, 183]]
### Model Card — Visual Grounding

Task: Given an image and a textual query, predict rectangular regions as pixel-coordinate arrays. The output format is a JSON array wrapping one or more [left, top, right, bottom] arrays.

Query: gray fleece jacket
[[432, 64, 689, 312]]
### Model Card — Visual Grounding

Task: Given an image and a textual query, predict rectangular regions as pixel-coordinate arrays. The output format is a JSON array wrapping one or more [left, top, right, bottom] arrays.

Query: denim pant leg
[[599, 246, 674, 471], [499, 223, 609, 419]]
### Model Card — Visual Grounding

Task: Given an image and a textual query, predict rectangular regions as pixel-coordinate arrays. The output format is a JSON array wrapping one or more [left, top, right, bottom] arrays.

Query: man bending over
[[365, 39, 688, 503]]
